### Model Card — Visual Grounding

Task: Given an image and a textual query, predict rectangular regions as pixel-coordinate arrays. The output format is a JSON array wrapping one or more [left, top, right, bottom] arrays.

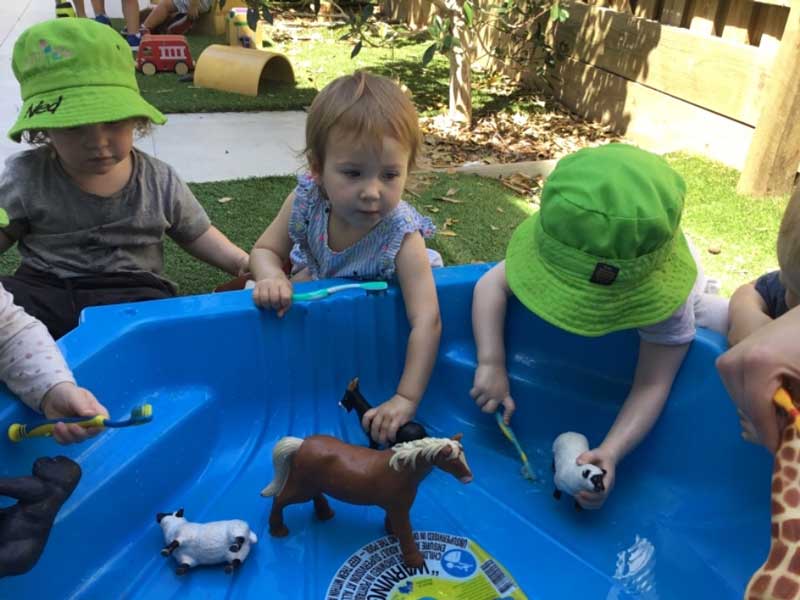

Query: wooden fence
[[385, 0, 800, 195]]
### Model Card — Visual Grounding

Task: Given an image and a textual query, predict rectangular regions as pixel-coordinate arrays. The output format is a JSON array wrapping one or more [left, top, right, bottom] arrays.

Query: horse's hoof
[[403, 552, 424, 569], [270, 524, 289, 537], [316, 508, 335, 521]]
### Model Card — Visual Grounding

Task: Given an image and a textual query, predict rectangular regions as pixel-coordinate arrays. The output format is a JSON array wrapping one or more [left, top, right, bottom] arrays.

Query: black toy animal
[[0, 456, 81, 577], [339, 377, 427, 448]]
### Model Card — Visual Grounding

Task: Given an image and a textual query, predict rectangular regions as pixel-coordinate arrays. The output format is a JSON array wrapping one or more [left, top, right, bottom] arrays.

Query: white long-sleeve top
[[0, 283, 75, 411]]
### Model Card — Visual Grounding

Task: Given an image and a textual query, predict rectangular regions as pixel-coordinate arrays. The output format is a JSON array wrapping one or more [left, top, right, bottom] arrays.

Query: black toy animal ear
[[176, 508, 184, 518], [582, 469, 590, 478], [156, 512, 168, 523], [602, 469, 608, 476]]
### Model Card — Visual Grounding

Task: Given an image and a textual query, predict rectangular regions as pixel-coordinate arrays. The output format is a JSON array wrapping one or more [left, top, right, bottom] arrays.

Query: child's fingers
[[480, 397, 500, 414], [370, 413, 388, 444], [52, 422, 100, 445], [385, 416, 403, 444], [501, 396, 515, 424], [576, 490, 605, 510], [575, 449, 597, 466], [470, 389, 488, 407], [361, 408, 376, 432]]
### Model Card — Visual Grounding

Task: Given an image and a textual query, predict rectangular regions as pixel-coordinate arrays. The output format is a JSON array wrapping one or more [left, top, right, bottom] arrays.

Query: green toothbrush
[[496, 412, 535, 481], [292, 281, 388, 302]]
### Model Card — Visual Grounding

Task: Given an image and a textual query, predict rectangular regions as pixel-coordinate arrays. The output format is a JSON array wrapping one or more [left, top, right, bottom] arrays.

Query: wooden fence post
[[737, 0, 800, 196]]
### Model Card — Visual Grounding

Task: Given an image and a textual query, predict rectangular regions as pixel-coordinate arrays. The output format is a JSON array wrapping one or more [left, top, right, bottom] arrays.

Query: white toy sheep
[[156, 508, 258, 575], [552, 432, 606, 510]]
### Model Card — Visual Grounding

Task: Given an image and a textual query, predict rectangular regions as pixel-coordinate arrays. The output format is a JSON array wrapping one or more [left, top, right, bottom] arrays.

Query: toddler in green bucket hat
[[0, 18, 249, 339], [471, 143, 728, 510]]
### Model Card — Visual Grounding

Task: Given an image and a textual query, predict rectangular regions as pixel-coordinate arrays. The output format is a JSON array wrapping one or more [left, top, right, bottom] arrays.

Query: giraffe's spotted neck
[[747, 426, 800, 599]]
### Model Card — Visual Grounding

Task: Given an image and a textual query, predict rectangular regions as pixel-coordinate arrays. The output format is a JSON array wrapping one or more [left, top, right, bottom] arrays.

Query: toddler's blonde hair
[[778, 186, 800, 294], [305, 71, 422, 172]]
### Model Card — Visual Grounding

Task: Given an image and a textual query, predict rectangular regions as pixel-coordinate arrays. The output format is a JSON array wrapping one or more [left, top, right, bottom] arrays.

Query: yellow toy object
[[8, 404, 153, 442], [55, 1, 76, 18], [226, 7, 265, 49], [192, 0, 248, 36], [773, 387, 800, 432], [193, 45, 294, 97]]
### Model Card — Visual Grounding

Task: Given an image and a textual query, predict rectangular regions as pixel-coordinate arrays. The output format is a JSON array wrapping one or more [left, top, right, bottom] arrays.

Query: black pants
[[1, 265, 176, 339]]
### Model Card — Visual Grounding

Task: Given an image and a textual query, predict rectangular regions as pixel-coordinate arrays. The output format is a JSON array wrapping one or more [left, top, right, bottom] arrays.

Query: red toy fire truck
[[136, 34, 194, 76]]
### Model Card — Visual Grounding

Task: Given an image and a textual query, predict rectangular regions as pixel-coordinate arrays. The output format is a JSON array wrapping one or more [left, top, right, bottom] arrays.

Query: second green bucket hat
[[8, 18, 166, 142], [505, 144, 697, 337]]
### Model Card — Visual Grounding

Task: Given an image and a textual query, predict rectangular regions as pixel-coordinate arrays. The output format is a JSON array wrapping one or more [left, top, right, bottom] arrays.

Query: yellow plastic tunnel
[[193, 45, 295, 97]]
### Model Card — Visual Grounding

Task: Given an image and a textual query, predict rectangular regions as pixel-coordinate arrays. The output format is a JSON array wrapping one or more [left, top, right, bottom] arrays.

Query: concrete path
[[0, 0, 307, 182]]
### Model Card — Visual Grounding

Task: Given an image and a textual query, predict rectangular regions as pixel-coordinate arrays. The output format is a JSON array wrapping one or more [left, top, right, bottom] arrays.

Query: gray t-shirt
[[0, 147, 211, 284]]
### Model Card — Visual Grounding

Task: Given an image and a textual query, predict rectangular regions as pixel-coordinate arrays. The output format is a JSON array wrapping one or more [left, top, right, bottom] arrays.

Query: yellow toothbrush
[[8, 404, 153, 442]]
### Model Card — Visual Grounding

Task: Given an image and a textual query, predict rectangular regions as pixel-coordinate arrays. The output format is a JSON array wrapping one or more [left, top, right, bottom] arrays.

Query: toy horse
[[746, 388, 800, 598], [261, 433, 472, 568], [339, 377, 428, 448], [0, 456, 81, 577]]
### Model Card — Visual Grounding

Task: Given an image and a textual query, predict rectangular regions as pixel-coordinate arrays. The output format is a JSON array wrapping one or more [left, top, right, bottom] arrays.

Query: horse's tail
[[260, 436, 304, 497]]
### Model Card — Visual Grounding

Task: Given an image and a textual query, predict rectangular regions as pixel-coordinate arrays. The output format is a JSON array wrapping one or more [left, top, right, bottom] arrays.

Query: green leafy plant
[[341, 0, 564, 125]]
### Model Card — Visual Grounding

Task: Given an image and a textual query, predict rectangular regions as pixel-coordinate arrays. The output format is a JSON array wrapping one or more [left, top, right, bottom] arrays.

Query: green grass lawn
[[674, 153, 788, 296], [134, 20, 453, 114], [0, 153, 785, 297], [133, 17, 554, 118]]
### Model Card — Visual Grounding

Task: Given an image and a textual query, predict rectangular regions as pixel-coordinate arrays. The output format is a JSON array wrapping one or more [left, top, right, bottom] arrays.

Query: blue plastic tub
[[0, 264, 771, 598]]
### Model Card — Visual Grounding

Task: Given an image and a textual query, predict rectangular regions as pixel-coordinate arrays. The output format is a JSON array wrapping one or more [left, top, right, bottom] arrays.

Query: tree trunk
[[448, 23, 473, 125]]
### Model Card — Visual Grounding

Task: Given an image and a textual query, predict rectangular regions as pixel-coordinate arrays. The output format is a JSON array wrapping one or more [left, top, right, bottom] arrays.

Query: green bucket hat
[[8, 18, 166, 142], [505, 143, 697, 337]]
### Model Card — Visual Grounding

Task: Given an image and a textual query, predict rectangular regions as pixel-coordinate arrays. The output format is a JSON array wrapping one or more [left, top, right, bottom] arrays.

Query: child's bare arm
[[250, 192, 295, 315], [470, 262, 516, 423], [728, 281, 772, 346], [251, 192, 294, 280], [363, 233, 441, 444], [601, 340, 689, 462], [575, 340, 689, 509], [179, 226, 249, 276]]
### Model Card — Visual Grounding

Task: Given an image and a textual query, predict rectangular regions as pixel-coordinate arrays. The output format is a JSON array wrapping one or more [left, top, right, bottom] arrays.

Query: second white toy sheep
[[552, 432, 606, 510], [156, 508, 257, 575]]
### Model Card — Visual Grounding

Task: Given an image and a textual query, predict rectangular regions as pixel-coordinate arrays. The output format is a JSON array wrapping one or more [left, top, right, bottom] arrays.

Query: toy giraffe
[[746, 388, 800, 599]]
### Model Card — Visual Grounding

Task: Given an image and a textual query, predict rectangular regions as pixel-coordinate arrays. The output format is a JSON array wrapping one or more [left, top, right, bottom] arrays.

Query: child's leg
[[72, 273, 176, 316], [121, 0, 140, 33], [142, 0, 178, 31], [73, 0, 87, 17], [0, 269, 79, 340]]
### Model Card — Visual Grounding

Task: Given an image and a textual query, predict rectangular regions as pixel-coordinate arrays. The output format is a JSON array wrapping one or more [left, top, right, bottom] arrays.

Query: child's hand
[[40, 382, 109, 445], [574, 446, 616, 510], [236, 253, 251, 278], [252, 276, 293, 317], [362, 394, 417, 445], [470, 363, 516, 424]]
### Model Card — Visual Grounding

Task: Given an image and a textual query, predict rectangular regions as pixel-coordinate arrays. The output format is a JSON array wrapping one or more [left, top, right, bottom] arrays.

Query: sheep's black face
[[156, 508, 184, 523]]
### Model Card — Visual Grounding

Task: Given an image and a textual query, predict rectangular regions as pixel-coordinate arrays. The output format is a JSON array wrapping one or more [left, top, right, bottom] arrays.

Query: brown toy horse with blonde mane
[[261, 434, 473, 568]]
